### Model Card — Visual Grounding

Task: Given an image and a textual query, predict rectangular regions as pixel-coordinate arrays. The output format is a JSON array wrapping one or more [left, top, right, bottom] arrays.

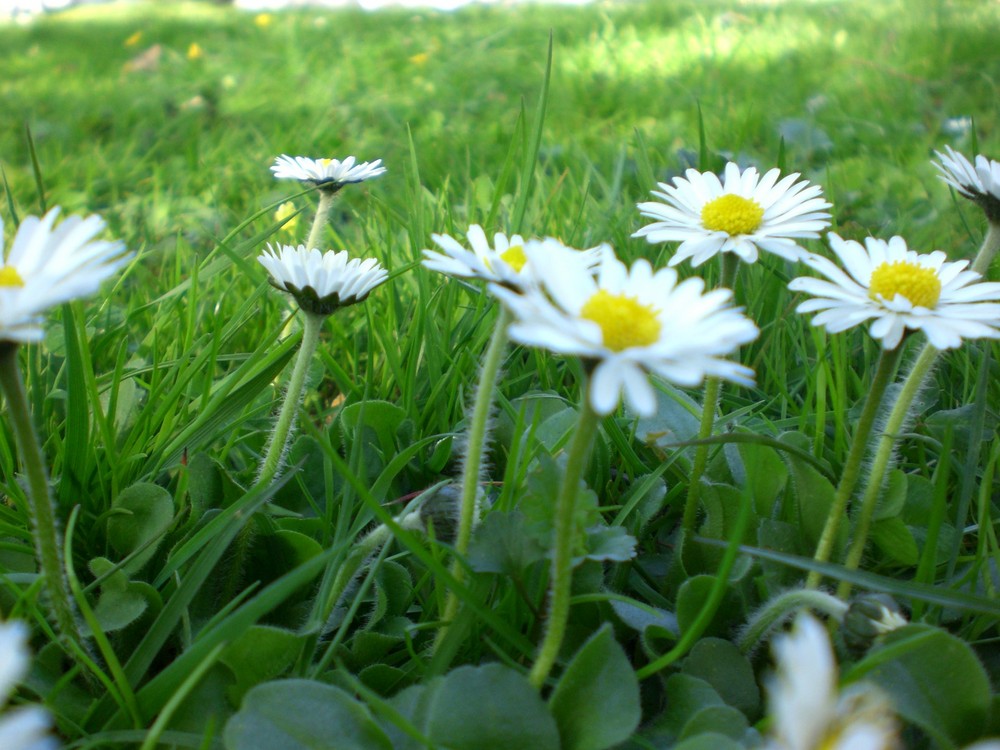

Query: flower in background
[[124, 30, 142, 47], [0, 620, 58, 750], [490, 245, 758, 416], [274, 202, 300, 237], [186, 43, 204, 61], [423, 227, 604, 290], [789, 233, 1000, 350], [934, 146, 1000, 222], [258, 244, 387, 316], [766, 613, 898, 750], [0, 209, 130, 343], [254, 12, 273, 29], [271, 155, 386, 194], [634, 162, 831, 267]]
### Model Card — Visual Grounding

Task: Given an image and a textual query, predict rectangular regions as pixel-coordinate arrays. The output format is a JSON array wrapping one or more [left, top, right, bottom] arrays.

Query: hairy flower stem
[[434, 307, 510, 655], [681, 253, 740, 534], [806, 346, 904, 589], [0, 342, 83, 653], [972, 221, 1000, 276], [305, 191, 336, 251], [529, 393, 599, 690], [837, 345, 938, 599], [738, 588, 849, 654], [256, 311, 324, 488]]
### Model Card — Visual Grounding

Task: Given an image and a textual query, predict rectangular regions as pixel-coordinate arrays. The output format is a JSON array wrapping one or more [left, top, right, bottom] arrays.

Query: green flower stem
[[529, 392, 600, 690], [0, 342, 83, 652], [806, 345, 904, 589], [681, 253, 740, 534], [972, 221, 1000, 276], [256, 311, 324, 488], [738, 588, 849, 654], [434, 307, 511, 654], [305, 191, 336, 251], [837, 344, 938, 599], [321, 523, 392, 628]]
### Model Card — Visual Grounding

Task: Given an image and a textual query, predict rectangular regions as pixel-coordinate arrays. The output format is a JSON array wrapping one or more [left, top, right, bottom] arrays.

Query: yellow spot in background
[[701, 194, 764, 236], [580, 290, 662, 352], [255, 13, 273, 29], [124, 31, 143, 47], [0, 265, 25, 288], [409, 52, 429, 65], [275, 202, 300, 235], [869, 261, 942, 308], [187, 43, 204, 61]]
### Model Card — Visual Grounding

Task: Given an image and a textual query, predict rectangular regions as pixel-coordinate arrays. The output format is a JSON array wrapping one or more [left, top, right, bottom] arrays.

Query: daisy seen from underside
[[633, 162, 832, 267], [767, 613, 898, 750], [789, 233, 1000, 350], [0, 208, 130, 343], [258, 244, 388, 316], [933, 145, 1000, 222], [490, 245, 759, 416], [271, 154, 386, 192], [422, 225, 603, 290]]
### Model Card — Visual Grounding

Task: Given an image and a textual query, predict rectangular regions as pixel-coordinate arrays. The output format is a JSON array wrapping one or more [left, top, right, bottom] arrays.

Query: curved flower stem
[[529, 393, 599, 690], [837, 344, 939, 599], [681, 253, 740, 534], [0, 342, 83, 653], [256, 311, 324, 488], [971, 221, 1000, 276], [305, 191, 336, 251], [434, 307, 510, 655], [806, 345, 904, 589], [738, 588, 849, 654]]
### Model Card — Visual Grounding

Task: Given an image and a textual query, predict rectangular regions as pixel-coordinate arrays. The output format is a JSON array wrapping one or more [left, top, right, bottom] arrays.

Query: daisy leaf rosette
[[934, 146, 1000, 222], [767, 613, 898, 750], [422, 225, 603, 290], [271, 154, 386, 192], [789, 233, 1000, 350], [0, 621, 58, 750], [0, 208, 130, 343], [633, 162, 832, 267], [258, 244, 388, 316], [490, 245, 759, 416]]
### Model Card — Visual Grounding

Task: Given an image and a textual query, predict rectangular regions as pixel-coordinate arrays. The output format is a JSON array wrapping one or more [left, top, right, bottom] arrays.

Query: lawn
[[1, 0, 999, 748]]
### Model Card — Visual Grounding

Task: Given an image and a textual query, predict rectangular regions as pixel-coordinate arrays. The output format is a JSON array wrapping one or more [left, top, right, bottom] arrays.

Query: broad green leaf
[[579, 525, 636, 564], [106, 482, 175, 574], [220, 626, 303, 705], [224, 679, 391, 750], [673, 733, 744, 750], [870, 517, 919, 566], [678, 705, 749, 741], [549, 625, 641, 750], [681, 638, 760, 718], [86, 557, 148, 634], [780, 441, 836, 549], [467, 510, 546, 576], [676, 575, 743, 638]]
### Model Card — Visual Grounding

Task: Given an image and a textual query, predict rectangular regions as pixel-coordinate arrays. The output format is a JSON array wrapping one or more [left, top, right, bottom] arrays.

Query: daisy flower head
[[422, 225, 604, 290], [489, 244, 758, 417], [258, 244, 388, 316], [271, 155, 386, 193], [767, 613, 899, 750], [633, 162, 832, 267], [0, 620, 58, 750], [789, 233, 1000, 350], [0, 208, 130, 343], [933, 146, 1000, 222]]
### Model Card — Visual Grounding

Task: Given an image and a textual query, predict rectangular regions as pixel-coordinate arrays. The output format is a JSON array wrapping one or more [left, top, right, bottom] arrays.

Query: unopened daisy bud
[[842, 594, 908, 654], [258, 244, 387, 317]]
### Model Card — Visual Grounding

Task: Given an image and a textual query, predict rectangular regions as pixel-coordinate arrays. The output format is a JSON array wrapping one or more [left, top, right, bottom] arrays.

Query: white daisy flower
[[489, 245, 758, 416], [633, 162, 832, 267], [270, 154, 386, 192], [933, 146, 1000, 222], [0, 621, 58, 750], [767, 613, 898, 750], [0, 208, 130, 343], [422, 225, 603, 290], [258, 244, 388, 316], [789, 233, 1000, 350]]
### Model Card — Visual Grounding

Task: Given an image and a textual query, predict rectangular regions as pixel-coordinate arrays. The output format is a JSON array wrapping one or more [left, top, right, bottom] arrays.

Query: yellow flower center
[[320, 158, 332, 167], [701, 194, 765, 236], [869, 261, 941, 308], [580, 290, 662, 352], [500, 245, 527, 273], [0, 265, 25, 288]]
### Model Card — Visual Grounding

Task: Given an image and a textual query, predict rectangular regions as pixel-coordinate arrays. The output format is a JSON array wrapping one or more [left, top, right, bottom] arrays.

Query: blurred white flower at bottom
[[0, 620, 58, 750]]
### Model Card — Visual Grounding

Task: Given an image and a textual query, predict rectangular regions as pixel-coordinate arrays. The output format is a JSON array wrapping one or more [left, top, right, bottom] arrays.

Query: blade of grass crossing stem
[[509, 32, 552, 234], [24, 123, 46, 213]]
